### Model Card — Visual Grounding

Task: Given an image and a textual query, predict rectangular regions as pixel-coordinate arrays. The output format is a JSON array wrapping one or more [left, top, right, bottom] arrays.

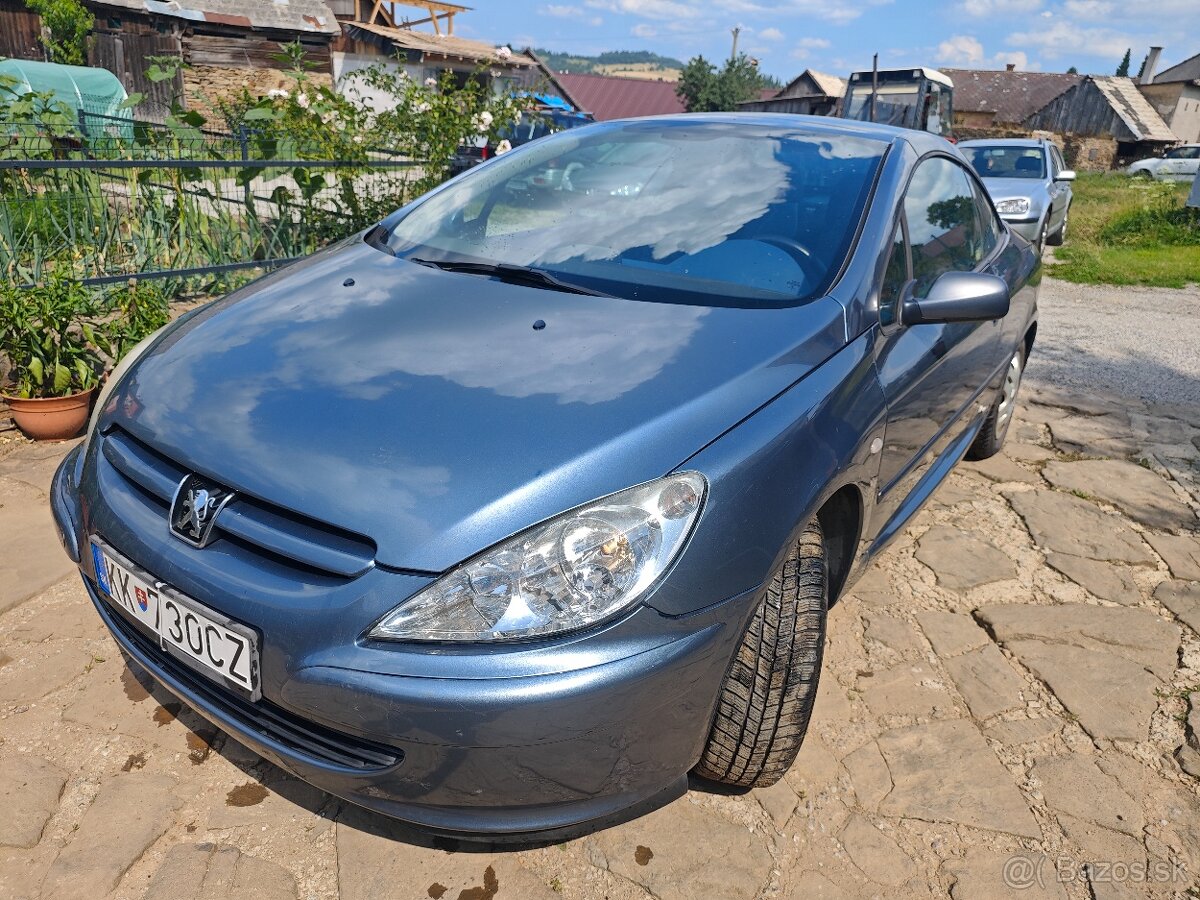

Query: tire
[[1133, 169, 1154, 180], [1046, 205, 1069, 246], [694, 520, 827, 789], [966, 345, 1025, 460], [1034, 217, 1048, 254]]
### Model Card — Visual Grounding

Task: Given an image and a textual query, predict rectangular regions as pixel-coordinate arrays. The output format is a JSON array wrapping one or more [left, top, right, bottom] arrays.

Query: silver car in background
[[959, 138, 1075, 252]]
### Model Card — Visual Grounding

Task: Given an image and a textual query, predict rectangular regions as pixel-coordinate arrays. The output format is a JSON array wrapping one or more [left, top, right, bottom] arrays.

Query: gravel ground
[[1028, 273, 1200, 411]]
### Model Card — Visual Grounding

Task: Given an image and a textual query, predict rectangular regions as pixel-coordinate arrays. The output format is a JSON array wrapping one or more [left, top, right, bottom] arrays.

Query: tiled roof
[[1091, 76, 1178, 142], [940, 68, 1081, 123], [88, 0, 339, 34], [347, 22, 536, 67], [555, 72, 684, 121]]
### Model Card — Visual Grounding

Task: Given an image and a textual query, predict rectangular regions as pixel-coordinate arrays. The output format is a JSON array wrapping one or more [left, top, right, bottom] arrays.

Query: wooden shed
[[0, 0, 340, 121], [737, 69, 845, 116], [1026, 76, 1178, 164]]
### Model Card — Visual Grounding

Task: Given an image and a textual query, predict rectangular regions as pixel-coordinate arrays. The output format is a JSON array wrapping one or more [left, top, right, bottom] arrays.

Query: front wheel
[[694, 520, 827, 788], [966, 346, 1025, 460]]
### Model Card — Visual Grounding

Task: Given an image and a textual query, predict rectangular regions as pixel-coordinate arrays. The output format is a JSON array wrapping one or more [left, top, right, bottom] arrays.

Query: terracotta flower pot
[[2, 387, 97, 441]]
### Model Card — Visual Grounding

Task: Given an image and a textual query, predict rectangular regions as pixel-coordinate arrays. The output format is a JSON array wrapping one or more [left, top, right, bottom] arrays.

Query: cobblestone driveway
[[2, 303, 1199, 900]]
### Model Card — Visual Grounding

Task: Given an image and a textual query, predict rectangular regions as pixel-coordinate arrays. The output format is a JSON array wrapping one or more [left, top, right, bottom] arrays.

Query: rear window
[[385, 119, 887, 306]]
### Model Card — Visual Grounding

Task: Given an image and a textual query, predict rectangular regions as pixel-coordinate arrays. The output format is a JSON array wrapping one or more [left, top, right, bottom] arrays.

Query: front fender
[[647, 332, 887, 617]]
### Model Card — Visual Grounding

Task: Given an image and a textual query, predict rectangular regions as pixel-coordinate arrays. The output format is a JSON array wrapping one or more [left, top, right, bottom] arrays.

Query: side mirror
[[1055, 169, 1077, 182], [901, 272, 1010, 326]]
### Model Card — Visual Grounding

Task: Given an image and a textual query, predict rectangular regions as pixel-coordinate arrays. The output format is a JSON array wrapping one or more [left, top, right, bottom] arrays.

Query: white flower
[[495, 46, 512, 60], [267, 88, 290, 100], [494, 138, 512, 155], [320, 111, 334, 124], [474, 110, 494, 132], [424, 77, 438, 87], [353, 134, 363, 144], [296, 92, 310, 109], [414, 101, 431, 114]]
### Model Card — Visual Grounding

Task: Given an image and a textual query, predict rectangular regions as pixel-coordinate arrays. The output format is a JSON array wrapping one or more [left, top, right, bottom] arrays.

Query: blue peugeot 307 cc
[[52, 114, 1038, 836]]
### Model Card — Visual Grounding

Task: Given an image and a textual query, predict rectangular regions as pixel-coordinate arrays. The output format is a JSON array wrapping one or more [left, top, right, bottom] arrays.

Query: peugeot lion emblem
[[170, 474, 234, 548]]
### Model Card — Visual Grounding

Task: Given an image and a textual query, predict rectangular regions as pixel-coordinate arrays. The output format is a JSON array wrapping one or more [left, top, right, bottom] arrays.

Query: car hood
[[979, 177, 1048, 206], [109, 239, 847, 572]]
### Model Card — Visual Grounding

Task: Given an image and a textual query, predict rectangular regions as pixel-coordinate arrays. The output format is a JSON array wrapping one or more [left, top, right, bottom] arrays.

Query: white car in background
[[1127, 144, 1200, 181]]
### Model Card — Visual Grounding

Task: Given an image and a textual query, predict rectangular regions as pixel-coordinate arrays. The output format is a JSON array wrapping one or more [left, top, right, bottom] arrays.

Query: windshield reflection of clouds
[[389, 123, 882, 290], [273, 300, 710, 405]]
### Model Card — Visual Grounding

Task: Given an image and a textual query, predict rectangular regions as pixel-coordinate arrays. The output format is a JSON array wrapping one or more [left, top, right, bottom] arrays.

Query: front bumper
[[52, 447, 757, 835], [1002, 216, 1043, 242]]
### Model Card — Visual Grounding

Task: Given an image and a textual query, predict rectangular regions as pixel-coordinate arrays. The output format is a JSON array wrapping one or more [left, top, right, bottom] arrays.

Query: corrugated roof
[[1091, 76, 1178, 142], [555, 72, 684, 121], [348, 22, 535, 67], [941, 68, 1081, 123], [88, 0, 339, 33]]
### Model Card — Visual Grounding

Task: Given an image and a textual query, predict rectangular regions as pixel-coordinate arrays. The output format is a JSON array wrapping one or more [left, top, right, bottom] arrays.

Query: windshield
[[501, 110, 593, 146], [384, 119, 886, 306], [962, 146, 1046, 179], [844, 83, 921, 129]]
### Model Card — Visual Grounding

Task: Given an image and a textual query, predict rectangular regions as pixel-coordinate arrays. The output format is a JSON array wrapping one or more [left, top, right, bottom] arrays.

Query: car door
[[870, 155, 1004, 537], [1181, 146, 1200, 179], [1046, 145, 1070, 233], [1159, 147, 1196, 180]]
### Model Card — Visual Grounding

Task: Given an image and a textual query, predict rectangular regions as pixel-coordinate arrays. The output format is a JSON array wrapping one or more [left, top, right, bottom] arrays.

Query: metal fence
[[0, 125, 424, 288]]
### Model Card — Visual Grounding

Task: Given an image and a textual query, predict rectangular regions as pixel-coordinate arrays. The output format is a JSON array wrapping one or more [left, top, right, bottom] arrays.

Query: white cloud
[[962, 0, 1041, 15], [789, 36, 830, 60], [632, 22, 657, 37], [1063, 0, 1113, 18], [758, 26, 785, 40], [1007, 21, 1132, 60], [993, 50, 1028, 69], [543, 4, 584, 16], [585, 0, 702, 19], [714, 0, 863, 24], [936, 34, 985, 65]]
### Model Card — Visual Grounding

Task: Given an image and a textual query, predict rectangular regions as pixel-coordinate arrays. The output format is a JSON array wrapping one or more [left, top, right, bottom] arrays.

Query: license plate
[[90, 538, 261, 700]]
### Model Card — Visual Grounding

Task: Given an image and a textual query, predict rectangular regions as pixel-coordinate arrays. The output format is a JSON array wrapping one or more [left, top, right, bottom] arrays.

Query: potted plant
[[0, 267, 108, 440]]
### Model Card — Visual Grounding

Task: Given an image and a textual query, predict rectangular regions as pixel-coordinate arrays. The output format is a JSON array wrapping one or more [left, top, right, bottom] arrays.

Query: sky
[[447, 0, 1200, 81]]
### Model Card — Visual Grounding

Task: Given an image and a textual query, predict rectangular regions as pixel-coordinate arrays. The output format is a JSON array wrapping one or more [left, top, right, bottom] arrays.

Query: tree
[[1136, 53, 1148, 79], [1066, 65, 1078, 74], [1115, 48, 1131, 77], [676, 53, 767, 112], [23, 0, 91, 65]]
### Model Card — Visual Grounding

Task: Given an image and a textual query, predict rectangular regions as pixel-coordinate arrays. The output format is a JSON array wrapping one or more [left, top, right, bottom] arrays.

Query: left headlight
[[370, 472, 708, 643], [995, 197, 1032, 215]]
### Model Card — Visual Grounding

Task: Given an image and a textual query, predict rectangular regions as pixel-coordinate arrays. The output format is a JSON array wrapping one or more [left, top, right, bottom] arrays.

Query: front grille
[[101, 427, 376, 578], [104, 602, 402, 771]]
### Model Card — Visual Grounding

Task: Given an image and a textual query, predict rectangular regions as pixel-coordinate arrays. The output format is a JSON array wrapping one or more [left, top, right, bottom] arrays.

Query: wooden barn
[[1027, 76, 1178, 166], [737, 69, 845, 116], [0, 0, 340, 121]]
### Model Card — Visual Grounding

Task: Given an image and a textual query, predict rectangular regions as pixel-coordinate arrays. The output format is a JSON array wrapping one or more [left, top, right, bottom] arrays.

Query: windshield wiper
[[408, 257, 609, 297]]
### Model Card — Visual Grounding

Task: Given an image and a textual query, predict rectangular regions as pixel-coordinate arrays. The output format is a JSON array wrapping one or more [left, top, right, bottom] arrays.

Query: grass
[[1047, 173, 1200, 288]]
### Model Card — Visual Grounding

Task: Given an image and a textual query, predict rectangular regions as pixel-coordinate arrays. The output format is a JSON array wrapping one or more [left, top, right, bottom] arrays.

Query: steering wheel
[[752, 235, 825, 285]]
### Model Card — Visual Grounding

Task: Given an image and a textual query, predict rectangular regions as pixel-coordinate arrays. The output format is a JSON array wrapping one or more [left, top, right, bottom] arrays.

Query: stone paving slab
[[1, 378, 1199, 900]]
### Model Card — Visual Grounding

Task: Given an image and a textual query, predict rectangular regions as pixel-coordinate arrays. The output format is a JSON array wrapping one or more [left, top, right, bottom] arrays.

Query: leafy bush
[[1048, 174, 1199, 288], [23, 0, 91, 66], [0, 266, 107, 398]]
